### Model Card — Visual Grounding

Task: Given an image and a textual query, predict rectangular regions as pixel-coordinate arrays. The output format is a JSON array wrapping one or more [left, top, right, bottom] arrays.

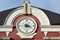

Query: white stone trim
[[4, 6, 50, 26], [4, 7, 23, 25], [31, 7, 50, 25], [41, 25, 60, 31], [17, 32, 37, 38], [43, 37, 60, 39], [41, 25, 60, 36], [0, 25, 13, 32], [0, 25, 13, 36], [0, 37, 10, 39]]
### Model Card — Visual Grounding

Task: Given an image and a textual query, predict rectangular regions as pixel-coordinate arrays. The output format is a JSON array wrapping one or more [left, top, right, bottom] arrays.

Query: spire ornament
[[23, 0, 31, 14]]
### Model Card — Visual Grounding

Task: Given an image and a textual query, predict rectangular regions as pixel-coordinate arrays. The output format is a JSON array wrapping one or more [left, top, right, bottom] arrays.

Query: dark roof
[[0, 8, 16, 25], [0, 6, 60, 25], [40, 8, 60, 25]]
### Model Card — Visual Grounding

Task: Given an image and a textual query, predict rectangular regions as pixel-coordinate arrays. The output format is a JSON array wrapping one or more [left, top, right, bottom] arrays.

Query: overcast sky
[[0, 0, 60, 14]]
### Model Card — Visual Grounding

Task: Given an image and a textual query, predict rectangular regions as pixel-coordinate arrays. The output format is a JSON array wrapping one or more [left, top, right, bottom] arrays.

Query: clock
[[16, 17, 37, 35]]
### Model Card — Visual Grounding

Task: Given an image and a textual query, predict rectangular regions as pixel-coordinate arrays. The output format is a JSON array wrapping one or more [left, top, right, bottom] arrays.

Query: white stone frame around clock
[[16, 17, 37, 36]]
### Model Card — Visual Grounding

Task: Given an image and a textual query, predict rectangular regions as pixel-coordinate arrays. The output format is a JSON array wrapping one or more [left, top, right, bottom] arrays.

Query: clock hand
[[25, 24, 31, 28], [25, 24, 30, 27]]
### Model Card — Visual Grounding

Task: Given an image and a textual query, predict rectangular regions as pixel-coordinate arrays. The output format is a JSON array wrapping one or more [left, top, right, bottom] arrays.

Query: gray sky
[[0, 0, 60, 14]]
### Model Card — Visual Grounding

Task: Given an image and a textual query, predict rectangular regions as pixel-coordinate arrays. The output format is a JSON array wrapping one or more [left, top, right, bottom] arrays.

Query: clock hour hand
[[25, 24, 31, 28]]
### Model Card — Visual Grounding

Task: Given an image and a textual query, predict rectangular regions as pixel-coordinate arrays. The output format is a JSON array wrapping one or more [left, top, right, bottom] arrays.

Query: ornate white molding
[[4, 7, 23, 25], [17, 32, 37, 38], [41, 25, 60, 36], [0, 25, 13, 36], [43, 37, 60, 40], [4, 7, 50, 25], [31, 7, 50, 25], [0, 37, 10, 40]]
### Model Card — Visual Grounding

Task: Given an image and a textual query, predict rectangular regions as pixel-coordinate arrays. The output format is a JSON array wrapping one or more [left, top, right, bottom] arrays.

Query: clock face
[[16, 17, 37, 34]]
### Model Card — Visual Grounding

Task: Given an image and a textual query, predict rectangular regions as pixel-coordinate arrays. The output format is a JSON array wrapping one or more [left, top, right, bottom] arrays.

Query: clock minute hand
[[23, 0, 31, 14]]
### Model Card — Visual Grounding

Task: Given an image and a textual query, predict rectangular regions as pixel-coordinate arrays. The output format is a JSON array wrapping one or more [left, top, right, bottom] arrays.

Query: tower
[[0, 0, 60, 40]]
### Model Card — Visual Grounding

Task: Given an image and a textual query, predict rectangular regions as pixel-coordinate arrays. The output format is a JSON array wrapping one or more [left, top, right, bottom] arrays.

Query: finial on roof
[[24, 0, 30, 3], [23, 0, 31, 14]]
